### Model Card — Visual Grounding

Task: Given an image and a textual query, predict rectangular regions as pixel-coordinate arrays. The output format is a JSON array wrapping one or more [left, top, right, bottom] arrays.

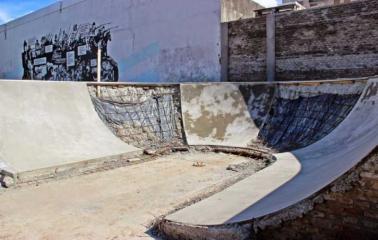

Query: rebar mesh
[[258, 88, 361, 151], [89, 85, 184, 149]]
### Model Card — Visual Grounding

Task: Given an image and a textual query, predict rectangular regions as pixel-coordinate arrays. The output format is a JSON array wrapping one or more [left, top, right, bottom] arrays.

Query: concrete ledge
[[1, 150, 142, 186]]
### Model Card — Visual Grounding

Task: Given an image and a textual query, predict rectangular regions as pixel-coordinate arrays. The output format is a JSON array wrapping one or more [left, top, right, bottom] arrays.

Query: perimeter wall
[[228, 0, 378, 82], [0, 0, 221, 82]]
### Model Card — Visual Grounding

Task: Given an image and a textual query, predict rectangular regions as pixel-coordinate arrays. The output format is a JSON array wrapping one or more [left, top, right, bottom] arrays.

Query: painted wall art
[[0, 0, 221, 82], [21, 22, 119, 82]]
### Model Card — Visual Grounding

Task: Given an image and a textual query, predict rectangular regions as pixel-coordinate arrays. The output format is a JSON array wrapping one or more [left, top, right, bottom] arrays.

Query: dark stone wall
[[228, 0, 378, 82]]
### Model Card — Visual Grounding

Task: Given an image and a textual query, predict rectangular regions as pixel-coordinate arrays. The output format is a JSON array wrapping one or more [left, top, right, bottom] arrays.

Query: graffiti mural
[[21, 22, 119, 82]]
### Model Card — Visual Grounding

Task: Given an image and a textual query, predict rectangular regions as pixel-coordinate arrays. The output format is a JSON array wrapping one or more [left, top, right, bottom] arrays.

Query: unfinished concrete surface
[[160, 78, 378, 239], [181, 84, 261, 147], [0, 151, 268, 240], [0, 78, 376, 239]]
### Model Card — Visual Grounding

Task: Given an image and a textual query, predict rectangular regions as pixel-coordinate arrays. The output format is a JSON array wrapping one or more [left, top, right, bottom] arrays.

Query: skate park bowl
[[0, 77, 377, 239]]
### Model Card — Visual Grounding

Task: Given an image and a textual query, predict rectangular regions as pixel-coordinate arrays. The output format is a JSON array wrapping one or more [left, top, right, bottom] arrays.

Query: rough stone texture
[[88, 85, 184, 149], [255, 148, 378, 240], [159, 221, 253, 240], [228, 0, 378, 82]]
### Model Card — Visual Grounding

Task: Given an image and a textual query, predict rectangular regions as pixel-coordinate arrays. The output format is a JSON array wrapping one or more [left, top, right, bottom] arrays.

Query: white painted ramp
[[0, 81, 141, 179], [166, 78, 378, 225]]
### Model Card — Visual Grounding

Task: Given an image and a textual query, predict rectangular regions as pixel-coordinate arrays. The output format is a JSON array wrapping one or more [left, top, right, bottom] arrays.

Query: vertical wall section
[[228, 0, 378, 82], [0, 0, 221, 82]]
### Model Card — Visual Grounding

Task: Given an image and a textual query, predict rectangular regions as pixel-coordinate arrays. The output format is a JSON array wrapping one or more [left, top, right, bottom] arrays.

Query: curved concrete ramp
[[258, 81, 365, 151], [180, 83, 274, 147], [163, 78, 378, 234], [0, 81, 141, 182], [180, 81, 363, 149]]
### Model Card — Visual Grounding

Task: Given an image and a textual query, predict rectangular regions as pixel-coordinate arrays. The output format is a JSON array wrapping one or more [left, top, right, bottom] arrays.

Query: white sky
[[254, 0, 281, 7], [0, 9, 12, 24]]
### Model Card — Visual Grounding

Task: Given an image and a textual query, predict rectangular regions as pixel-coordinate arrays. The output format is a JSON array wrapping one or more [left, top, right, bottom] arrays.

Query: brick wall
[[228, 17, 267, 82], [228, 0, 378, 82]]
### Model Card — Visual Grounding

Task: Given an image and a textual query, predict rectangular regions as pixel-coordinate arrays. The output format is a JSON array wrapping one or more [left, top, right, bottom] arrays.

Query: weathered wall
[[0, 0, 221, 82], [221, 0, 262, 22], [228, 0, 378, 82], [256, 148, 378, 240], [228, 16, 267, 82]]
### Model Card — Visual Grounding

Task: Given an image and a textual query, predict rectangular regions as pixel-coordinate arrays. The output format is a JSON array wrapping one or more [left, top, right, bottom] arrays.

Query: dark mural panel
[[21, 22, 119, 82]]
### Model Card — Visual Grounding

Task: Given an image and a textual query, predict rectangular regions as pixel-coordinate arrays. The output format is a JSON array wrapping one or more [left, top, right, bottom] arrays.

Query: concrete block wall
[[228, 0, 378, 82]]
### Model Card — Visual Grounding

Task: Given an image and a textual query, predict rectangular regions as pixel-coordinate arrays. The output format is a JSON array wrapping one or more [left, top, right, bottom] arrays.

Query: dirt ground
[[0, 151, 265, 240]]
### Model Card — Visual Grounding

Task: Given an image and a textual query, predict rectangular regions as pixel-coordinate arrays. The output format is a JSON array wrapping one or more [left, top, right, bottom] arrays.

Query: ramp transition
[[161, 78, 377, 239], [0, 78, 375, 239], [0, 81, 141, 184]]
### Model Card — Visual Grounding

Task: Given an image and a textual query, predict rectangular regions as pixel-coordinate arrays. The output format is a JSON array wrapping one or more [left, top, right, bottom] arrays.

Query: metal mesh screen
[[89, 85, 184, 149], [259, 91, 361, 151]]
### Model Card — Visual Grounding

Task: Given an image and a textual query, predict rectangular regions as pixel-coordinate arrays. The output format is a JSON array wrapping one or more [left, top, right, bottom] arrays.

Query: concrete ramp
[[163, 78, 377, 236], [180, 81, 362, 149], [0, 81, 141, 183], [180, 83, 273, 147]]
